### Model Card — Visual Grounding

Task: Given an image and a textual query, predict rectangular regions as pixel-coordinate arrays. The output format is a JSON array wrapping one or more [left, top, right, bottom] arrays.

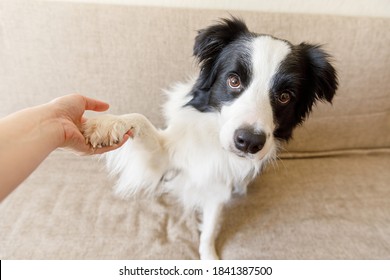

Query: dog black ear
[[298, 43, 338, 103], [193, 17, 249, 68], [294, 43, 338, 122]]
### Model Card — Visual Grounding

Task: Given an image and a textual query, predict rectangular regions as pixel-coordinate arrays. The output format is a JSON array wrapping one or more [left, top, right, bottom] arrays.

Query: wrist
[[0, 102, 64, 196]]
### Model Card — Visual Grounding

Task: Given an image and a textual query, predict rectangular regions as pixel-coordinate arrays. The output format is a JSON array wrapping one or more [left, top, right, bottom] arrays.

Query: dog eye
[[227, 74, 241, 89], [278, 92, 291, 105]]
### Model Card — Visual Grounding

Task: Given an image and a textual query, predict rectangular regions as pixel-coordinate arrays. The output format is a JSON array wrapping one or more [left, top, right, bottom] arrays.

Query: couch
[[0, 1, 389, 259]]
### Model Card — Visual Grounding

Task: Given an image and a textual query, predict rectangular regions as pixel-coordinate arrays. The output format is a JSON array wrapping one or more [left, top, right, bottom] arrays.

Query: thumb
[[83, 96, 110, 112]]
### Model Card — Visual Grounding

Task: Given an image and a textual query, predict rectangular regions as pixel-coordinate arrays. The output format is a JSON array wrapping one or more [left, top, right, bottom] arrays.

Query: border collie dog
[[83, 18, 338, 259]]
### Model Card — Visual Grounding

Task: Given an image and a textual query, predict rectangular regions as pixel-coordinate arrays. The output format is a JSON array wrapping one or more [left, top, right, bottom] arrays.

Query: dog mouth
[[227, 143, 274, 161], [233, 152, 247, 159], [228, 146, 257, 160]]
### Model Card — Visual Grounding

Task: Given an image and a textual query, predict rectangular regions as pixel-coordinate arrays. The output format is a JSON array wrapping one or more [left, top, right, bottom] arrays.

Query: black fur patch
[[186, 18, 254, 112], [271, 43, 338, 140]]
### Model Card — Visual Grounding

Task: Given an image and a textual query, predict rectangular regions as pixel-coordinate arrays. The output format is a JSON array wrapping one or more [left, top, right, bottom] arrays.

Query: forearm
[[0, 104, 62, 201]]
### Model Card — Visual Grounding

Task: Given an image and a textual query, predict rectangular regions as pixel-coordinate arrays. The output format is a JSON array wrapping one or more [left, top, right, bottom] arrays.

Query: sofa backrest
[[0, 2, 389, 154]]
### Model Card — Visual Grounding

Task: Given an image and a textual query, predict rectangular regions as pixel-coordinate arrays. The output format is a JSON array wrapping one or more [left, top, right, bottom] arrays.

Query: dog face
[[186, 18, 338, 160]]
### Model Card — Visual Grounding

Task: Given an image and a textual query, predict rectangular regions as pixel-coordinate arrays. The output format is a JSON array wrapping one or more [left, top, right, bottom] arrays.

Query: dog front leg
[[199, 202, 224, 260]]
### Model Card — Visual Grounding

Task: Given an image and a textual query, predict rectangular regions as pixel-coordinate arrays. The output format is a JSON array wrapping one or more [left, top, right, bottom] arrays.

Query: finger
[[83, 96, 110, 112]]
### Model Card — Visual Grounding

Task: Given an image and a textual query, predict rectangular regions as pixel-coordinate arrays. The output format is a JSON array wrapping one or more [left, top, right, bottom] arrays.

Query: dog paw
[[83, 115, 130, 148]]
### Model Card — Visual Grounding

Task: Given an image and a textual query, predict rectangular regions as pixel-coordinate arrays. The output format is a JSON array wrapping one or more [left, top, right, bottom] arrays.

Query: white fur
[[83, 36, 291, 259]]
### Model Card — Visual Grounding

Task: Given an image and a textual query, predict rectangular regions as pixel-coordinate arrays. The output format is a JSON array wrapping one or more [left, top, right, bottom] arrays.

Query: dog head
[[186, 18, 338, 161]]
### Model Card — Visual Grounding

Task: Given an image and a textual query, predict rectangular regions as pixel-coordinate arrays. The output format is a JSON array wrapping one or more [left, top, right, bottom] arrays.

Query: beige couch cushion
[[1, 150, 389, 259]]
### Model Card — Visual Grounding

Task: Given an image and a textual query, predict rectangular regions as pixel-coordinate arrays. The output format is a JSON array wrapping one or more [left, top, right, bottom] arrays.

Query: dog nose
[[234, 128, 267, 154]]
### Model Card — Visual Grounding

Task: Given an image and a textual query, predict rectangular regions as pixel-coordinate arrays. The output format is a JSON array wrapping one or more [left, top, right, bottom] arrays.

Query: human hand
[[49, 94, 130, 155]]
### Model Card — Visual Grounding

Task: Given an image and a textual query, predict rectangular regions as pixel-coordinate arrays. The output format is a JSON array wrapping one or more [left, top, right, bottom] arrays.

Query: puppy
[[83, 18, 338, 259]]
